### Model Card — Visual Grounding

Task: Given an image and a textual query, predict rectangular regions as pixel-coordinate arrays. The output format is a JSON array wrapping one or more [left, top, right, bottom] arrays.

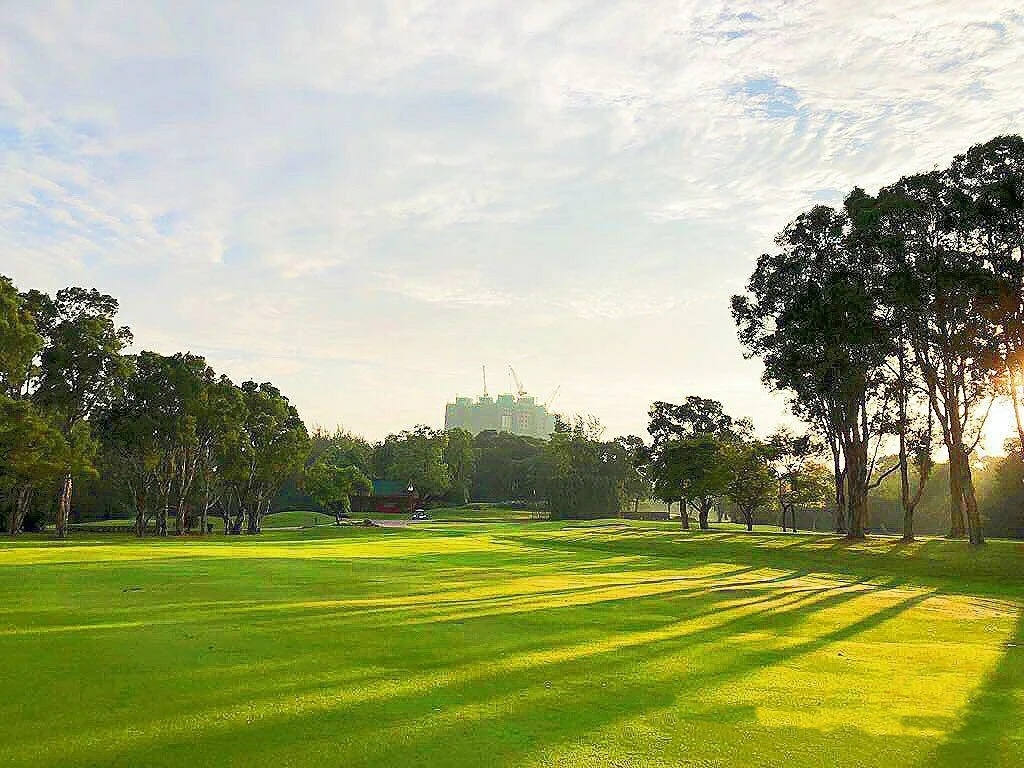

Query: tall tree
[[732, 206, 890, 539], [375, 426, 451, 502], [23, 287, 132, 537], [949, 136, 1024, 450], [864, 172, 999, 545], [234, 381, 309, 534]]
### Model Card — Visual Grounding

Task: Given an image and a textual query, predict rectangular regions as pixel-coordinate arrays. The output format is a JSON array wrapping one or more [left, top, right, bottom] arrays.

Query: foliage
[[471, 430, 546, 503], [543, 416, 626, 519], [0, 276, 42, 398], [305, 455, 371, 523], [721, 438, 776, 531], [375, 426, 451, 501]]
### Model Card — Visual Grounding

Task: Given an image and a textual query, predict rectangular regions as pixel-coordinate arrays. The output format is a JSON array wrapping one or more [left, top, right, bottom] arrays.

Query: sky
[[2, 1, 1023, 446]]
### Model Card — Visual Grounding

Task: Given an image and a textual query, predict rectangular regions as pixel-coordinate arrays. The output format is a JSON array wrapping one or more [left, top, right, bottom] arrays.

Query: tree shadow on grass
[[90, 578, 914, 768], [511, 530, 1022, 600], [923, 607, 1024, 768]]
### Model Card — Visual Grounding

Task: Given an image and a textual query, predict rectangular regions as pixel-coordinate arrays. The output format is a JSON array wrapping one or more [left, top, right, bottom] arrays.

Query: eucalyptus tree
[[948, 136, 1024, 443], [0, 276, 53, 532], [194, 375, 246, 534], [863, 171, 1000, 545], [22, 287, 132, 537], [94, 352, 175, 535], [231, 381, 310, 534], [0, 396, 67, 533], [732, 206, 891, 539]]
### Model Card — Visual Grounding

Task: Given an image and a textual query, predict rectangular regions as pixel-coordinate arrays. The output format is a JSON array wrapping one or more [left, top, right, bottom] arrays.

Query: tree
[[542, 417, 622, 520], [443, 428, 475, 505], [863, 171, 1000, 545], [616, 435, 652, 516], [375, 426, 451, 502], [647, 397, 749, 529], [0, 276, 41, 398], [471, 430, 545, 502], [949, 137, 1024, 449], [234, 381, 309, 534], [305, 456, 371, 524], [722, 439, 776, 532], [0, 396, 67, 533], [732, 206, 891, 539], [23, 287, 132, 537]]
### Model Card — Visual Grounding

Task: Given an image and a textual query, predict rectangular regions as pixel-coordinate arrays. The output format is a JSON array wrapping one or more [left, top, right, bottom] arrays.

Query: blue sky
[[2, 1, 1023, 443]]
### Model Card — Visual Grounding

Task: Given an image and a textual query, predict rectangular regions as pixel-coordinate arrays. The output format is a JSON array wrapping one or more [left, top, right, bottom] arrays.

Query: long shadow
[[7, 580, 822, 765], [923, 607, 1024, 768], [509, 530, 1024, 599], [88, 578, 893, 768]]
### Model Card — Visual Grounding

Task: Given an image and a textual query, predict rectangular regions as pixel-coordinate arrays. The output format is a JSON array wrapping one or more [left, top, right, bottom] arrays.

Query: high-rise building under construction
[[444, 367, 557, 439]]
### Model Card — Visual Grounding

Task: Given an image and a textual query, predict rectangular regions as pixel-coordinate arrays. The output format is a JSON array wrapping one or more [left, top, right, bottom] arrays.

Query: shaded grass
[[0, 521, 1021, 767]]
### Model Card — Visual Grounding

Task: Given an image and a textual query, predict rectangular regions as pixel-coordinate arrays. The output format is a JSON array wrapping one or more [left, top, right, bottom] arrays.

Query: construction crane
[[508, 365, 526, 397], [543, 385, 560, 409]]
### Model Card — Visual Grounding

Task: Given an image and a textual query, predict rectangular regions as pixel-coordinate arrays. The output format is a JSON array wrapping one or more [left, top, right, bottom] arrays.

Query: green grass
[[261, 510, 335, 528], [1, 521, 1022, 767]]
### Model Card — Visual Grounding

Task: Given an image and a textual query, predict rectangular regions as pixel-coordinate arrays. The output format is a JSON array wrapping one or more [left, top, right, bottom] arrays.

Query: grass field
[[1, 521, 1022, 767]]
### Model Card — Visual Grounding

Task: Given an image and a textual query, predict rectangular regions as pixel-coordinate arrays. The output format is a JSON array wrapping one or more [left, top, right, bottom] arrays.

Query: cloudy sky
[[2, 1, 1022, 442]]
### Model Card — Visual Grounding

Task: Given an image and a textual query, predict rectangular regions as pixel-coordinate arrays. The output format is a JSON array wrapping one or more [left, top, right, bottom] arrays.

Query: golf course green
[[2, 521, 1022, 767]]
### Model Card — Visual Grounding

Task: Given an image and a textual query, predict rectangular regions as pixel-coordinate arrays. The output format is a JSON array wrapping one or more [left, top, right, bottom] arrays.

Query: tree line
[[0, 278, 309, 536], [3, 136, 1021, 542], [733, 134, 1024, 546]]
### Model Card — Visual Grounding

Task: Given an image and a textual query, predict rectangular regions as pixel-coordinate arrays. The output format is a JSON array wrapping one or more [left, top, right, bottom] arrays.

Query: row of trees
[[0, 276, 310, 536], [644, 396, 830, 532], [296, 419, 650, 522], [732, 134, 1024, 546]]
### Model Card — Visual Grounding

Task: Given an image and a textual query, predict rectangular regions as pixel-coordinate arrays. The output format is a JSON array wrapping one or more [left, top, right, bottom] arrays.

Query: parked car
[[411, 508, 429, 521]]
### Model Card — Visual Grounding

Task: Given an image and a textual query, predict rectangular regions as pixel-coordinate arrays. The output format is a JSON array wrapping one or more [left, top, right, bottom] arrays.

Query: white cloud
[[1, 0, 1022, 439]]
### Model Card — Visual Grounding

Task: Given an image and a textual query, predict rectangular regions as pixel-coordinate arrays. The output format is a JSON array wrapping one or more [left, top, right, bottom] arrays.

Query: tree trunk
[[698, 500, 711, 530], [680, 499, 690, 529], [947, 444, 967, 539], [745, 510, 753, 532], [830, 439, 847, 534], [1009, 363, 1024, 449], [845, 436, 869, 539], [177, 504, 188, 535], [9, 485, 32, 534], [959, 450, 984, 546], [897, 343, 914, 542], [55, 474, 73, 539]]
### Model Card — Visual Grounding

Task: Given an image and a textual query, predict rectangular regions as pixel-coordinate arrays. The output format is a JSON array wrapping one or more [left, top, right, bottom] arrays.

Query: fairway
[[2, 523, 1022, 767]]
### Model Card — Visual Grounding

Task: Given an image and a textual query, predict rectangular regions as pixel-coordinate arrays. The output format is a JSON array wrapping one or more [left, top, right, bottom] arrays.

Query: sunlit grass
[[1, 522, 1021, 767]]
